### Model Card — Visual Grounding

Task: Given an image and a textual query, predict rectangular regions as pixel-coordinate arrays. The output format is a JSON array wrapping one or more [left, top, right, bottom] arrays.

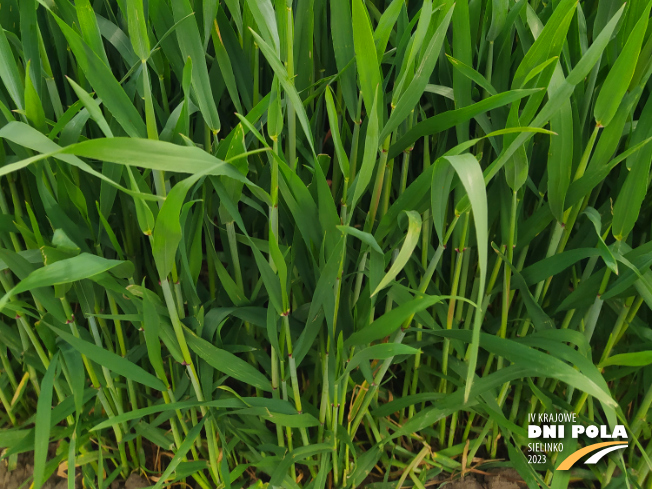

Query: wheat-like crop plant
[[0, 0, 652, 488]]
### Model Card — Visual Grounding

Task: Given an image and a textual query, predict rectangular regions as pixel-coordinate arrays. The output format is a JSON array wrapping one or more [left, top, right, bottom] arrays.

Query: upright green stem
[[441, 213, 470, 388], [226, 221, 245, 293], [285, 1, 296, 170], [253, 44, 260, 107], [380, 138, 396, 220], [485, 191, 518, 456], [499, 191, 518, 348], [439, 213, 469, 445], [349, 230, 450, 439], [269, 140, 285, 448], [573, 294, 639, 416], [160, 279, 221, 484], [349, 95, 364, 182], [283, 315, 311, 450], [364, 135, 392, 233]]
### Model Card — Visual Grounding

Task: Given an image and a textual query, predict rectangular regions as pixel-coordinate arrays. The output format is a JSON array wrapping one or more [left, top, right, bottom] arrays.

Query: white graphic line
[[584, 444, 628, 464]]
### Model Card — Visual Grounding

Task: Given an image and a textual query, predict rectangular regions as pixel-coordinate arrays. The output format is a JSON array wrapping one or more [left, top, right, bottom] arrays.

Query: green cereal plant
[[0, 0, 651, 488]]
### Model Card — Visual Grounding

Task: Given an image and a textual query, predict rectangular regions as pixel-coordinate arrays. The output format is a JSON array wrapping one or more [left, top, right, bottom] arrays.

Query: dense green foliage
[[1, 0, 652, 487]]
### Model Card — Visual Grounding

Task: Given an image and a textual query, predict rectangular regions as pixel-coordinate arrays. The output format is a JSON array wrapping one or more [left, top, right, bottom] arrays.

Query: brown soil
[[0, 451, 150, 489], [437, 469, 525, 489], [114, 473, 149, 489], [2, 451, 524, 489], [0, 450, 71, 489], [483, 468, 523, 489], [443, 476, 485, 489]]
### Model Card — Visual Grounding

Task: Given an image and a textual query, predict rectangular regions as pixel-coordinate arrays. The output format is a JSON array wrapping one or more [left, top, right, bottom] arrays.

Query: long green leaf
[[33, 353, 58, 489], [371, 210, 422, 296], [346, 295, 444, 347], [185, 329, 272, 392], [0, 254, 133, 314], [46, 321, 166, 391], [352, 0, 383, 123]]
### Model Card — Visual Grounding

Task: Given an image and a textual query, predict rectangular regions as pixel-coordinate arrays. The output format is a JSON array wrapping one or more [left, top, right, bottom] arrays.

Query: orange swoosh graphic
[[557, 441, 627, 470]]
